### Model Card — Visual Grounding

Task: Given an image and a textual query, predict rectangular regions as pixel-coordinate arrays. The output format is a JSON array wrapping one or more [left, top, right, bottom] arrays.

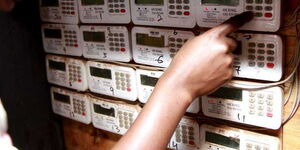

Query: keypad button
[[265, 0, 272, 4], [265, 13, 273, 18], [183, 0, 189, 4], [267, 63, 274, 68], [249, 92, 256, 97], [258, 43, 265, 48], [248, 42, 256, 47], [249, 109, 255, 115], [169, 5, 175, 9], [267, 100, 273, 106], [176, 38, 183, 42], [265, 6, 273, 11], [120, 4, 125, 8], [267, 106, 273, 112], [258, 99, 264, 104], [249, 61, 256, 67], [267, 94, 273, 100], [257, 56, 265, 61], [247, 143, 253, 148], [176, 11, 183, 15], [176, 0, 182, 3], [258, 105, 264, 110], [169, 0, 175, 3], [246, 0, 253, 3], [169, 11, 175, 15], [176, 5, 182, 9], [258, 111, 264, 116], [249, 103, 255, 109], [258, 62, 265, 68], [248, 49, 256, 53], [248, 55, 256, 60], [267, 50, 275, 55], [267, 57, 274, 61], [255, 0, 263, 4], [255, 12, 263, 17], [257, 49, 265, 54], [267, 43, 275, 48], [255, 6, 263, 10], [249, 98, 255, 103], [183, 5, 190, 10], [246, 6, 254, 10]]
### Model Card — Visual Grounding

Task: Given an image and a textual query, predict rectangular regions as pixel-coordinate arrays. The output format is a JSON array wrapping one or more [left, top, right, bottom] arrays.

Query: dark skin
[[113, 12, 253, 150]]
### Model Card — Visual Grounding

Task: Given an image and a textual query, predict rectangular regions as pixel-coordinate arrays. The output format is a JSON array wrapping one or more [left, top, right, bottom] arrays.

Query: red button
[[127, 88, 131, 92], [208, 99, 217, 104], [71, 11, 75, 15], [184, 11, 190, 16], [74, 43, 78, 47], [265, 13, 273, 18], [82, 112, 86, 116], [121, 48, 126, 52], [78, 79, 81, 82], [267, 113, 273, 117], [267, 63, 274, 68], [121, 9, 126, 13], [189, 141, 195, 145]]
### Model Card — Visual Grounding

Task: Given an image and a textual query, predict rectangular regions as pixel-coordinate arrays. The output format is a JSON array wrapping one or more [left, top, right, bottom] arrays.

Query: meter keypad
[[73, 99, 86, 116], [245, 0, 274, 20], [248, 92, 274, 118], [168, 37, 189, 58], [115, 72, 131, 92], [118, 111, 134, 129], [108, 0, 126, 14], [108, 33, 126, 52], [68, 65, 82, 83], [64, 30, 78, 47], [175, 124, 195, 146], [245, 141, 270, 150], [168, 0, 191, 17], [247, 42, 276, 69], [61, 0, 76, 15]]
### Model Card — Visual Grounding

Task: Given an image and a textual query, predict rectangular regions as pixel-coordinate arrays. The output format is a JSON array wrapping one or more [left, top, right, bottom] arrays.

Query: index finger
[[212, 11, 254, 36]]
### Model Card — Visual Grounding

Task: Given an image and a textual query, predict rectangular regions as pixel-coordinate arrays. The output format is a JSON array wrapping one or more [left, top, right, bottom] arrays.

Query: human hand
[[158, 12, 254, 100]]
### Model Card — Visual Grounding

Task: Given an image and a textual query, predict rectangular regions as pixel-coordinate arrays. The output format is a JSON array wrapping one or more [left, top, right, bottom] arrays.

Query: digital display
[[205, 131, 240, 150], [208, 87, 242, 101], [135, 0, 164, 5], [202, 0, 239, 6], [53, 92, 70, 104], [140, 75, 159, 87], [44, 28, 62, 39], [83, 31, 106, 42], [90, 67, 112, 79], [81, 0, 104, 5], [136, 33, 165, 47], [233, 41, 242, 55], [41, 0, 59, 7], [93, 104, 115, 117], [49, 60, 66, 71]]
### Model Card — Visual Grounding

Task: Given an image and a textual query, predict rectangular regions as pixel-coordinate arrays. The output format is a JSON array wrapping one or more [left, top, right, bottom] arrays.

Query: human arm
[[113, 12, 254, 150]]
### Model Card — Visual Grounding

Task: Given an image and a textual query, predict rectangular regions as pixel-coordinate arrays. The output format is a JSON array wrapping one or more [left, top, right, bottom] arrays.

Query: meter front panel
[[42, 24, 82, 57], [136, 69, 200, 114], [131, 0, 196, 28], [91, 98, 141, 135], [132, 27, 194, 67], [78, 0, 131, 24], [202, 86, 283, 129], [200, 124, 281, 150], [231, 33, 283, 81], [87, 61, 138, 101], [196, 0, 281, 32], [168, 117, 200, 150], [80, 26, 132, 62], [51, 87, 92, 124], [40, 0, 79, 24], [46, 55, 89, 91]]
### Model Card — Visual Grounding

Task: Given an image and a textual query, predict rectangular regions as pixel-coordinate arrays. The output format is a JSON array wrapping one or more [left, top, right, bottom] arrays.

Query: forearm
[[112, 76, 193, 150]]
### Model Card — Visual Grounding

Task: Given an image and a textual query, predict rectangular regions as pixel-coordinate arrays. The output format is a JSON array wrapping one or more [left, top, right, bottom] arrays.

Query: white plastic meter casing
[[168, 117, 200, 150], [50, 87, 92, 124], [80, 26, 132, 62], [46, 55, 89, 91], [87, 61, 138, 101], [42, 24, 83, 57], [39, 0, 79, 24], [90, 96, 142, 135], [78, 0, 131, 24], [136, 69, 200, 114], [196, 0, 281, 32], [131, 0, 196, 28], [202, 84, 283, 129], [231, 33, 283, 82], [200, 124, 281, 150], [132, 27, 194, 67]]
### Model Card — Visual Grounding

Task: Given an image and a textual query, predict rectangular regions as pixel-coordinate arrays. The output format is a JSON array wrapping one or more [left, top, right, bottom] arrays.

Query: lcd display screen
[[208, 87, 242, 101], [53, 92, 71, 104], [49, 60, 66, 71], [202, 0, 239, 6], [83, 31, 106, 42], [136, 33, 165, 47], [90, 67, 112, 79], [44, 28, 62, 39], [140, 75, 159, 87], [93, 104, 115, 117], [41, 0, 59, 7], [81, 0, 104, 5], [205, 131, 240, 150], [135, 0, 164, 5]]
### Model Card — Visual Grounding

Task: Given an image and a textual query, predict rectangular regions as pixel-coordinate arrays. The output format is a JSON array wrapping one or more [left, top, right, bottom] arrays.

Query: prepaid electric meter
[[132, 27, 194, 67], [90, 96, 142, 135], [50, 87, 92, 124], [42, 24, 82, 56], [78, 0, 131, 23], [196, 0, 281, 32], [87, 61, 138, 101], [40, 0, 79, 24], [46, 55, 88, 91], [80, 25, 132, 62]]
